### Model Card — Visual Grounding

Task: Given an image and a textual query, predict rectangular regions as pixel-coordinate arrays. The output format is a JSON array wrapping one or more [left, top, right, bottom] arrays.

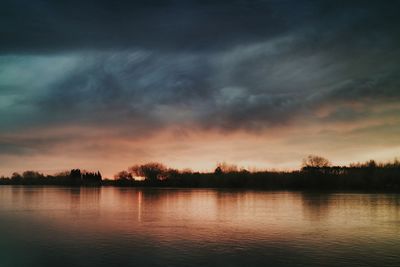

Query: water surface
[[0, 186, 399, 267]]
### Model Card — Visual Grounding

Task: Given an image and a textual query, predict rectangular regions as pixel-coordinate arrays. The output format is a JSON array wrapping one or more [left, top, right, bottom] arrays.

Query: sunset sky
[[1, 1, 400, 178]]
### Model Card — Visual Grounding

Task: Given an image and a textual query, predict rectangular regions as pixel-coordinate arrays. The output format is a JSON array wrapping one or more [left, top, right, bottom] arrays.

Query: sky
[[1, 0, 400, 178]]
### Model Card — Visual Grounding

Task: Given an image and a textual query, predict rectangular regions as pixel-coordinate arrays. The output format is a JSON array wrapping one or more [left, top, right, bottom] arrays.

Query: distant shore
[[0, 166, 400, 192], [1, 159, 400, 191]]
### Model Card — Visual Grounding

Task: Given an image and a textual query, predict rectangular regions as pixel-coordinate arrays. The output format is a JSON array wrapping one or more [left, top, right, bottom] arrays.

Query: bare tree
[[114, 170, 133, 180], [302, 155, 331, 168], [129, 162, 167, 181], [216, 162, 239, 173]]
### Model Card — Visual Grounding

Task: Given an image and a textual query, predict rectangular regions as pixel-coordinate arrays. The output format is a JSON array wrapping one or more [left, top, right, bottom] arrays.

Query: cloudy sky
[[1, 0, 400, 177]]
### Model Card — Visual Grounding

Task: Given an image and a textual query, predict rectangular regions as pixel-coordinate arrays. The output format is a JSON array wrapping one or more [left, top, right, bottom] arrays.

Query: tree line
[[1, 155, 400, 191], [0, 169, 102, 186], [108, 155, 400, 191]]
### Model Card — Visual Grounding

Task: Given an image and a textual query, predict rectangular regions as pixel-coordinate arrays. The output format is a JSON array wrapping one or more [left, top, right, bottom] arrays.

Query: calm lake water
[[0, 186, 399, 267]]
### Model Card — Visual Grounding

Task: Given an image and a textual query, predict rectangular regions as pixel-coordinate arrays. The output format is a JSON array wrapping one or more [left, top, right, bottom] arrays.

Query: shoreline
[[1, 183, 400, 194]]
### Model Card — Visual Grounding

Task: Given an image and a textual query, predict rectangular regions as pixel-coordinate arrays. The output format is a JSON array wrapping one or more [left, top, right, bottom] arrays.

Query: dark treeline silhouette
[[1, 156, 400, 191], [107, 156, 400, 191], [0, 169, 102, 186]]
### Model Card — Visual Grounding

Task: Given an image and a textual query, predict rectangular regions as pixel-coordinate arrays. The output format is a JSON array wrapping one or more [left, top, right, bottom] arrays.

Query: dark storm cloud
[[30, 51, 215, 133], [0, 134, 76, 155], [1, 0, 400, 139], [1, 0, 398, 53], [0, 0, 294, 53], [28, 39, 400, 134]]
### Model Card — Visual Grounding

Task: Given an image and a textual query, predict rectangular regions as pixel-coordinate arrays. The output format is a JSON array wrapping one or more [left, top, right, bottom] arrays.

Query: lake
[[0, 186, 399, 267]]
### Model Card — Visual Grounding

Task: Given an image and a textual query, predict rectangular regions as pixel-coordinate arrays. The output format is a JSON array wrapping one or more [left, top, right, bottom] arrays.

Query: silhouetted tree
[[366, 160, 377, 168], [22, 171, 44, 179], [216, 162, 239, 173], [81, 171, 102, 185], [302, 155, 331, 168], [69, 169, 82, 185], [11, 172, 22, 182], [161, 168, 179, 180], [129, 163, 167, 181], [214, 166, 223, 175], [114, 170, 133, 180]]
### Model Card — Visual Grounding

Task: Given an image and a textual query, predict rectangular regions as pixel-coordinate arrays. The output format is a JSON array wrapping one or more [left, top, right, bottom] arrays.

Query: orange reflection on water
[[0, 187, 399, 243]]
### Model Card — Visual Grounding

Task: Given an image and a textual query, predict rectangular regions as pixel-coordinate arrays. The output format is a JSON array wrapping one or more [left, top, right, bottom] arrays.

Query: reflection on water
[[0, 186, 399, 267]]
